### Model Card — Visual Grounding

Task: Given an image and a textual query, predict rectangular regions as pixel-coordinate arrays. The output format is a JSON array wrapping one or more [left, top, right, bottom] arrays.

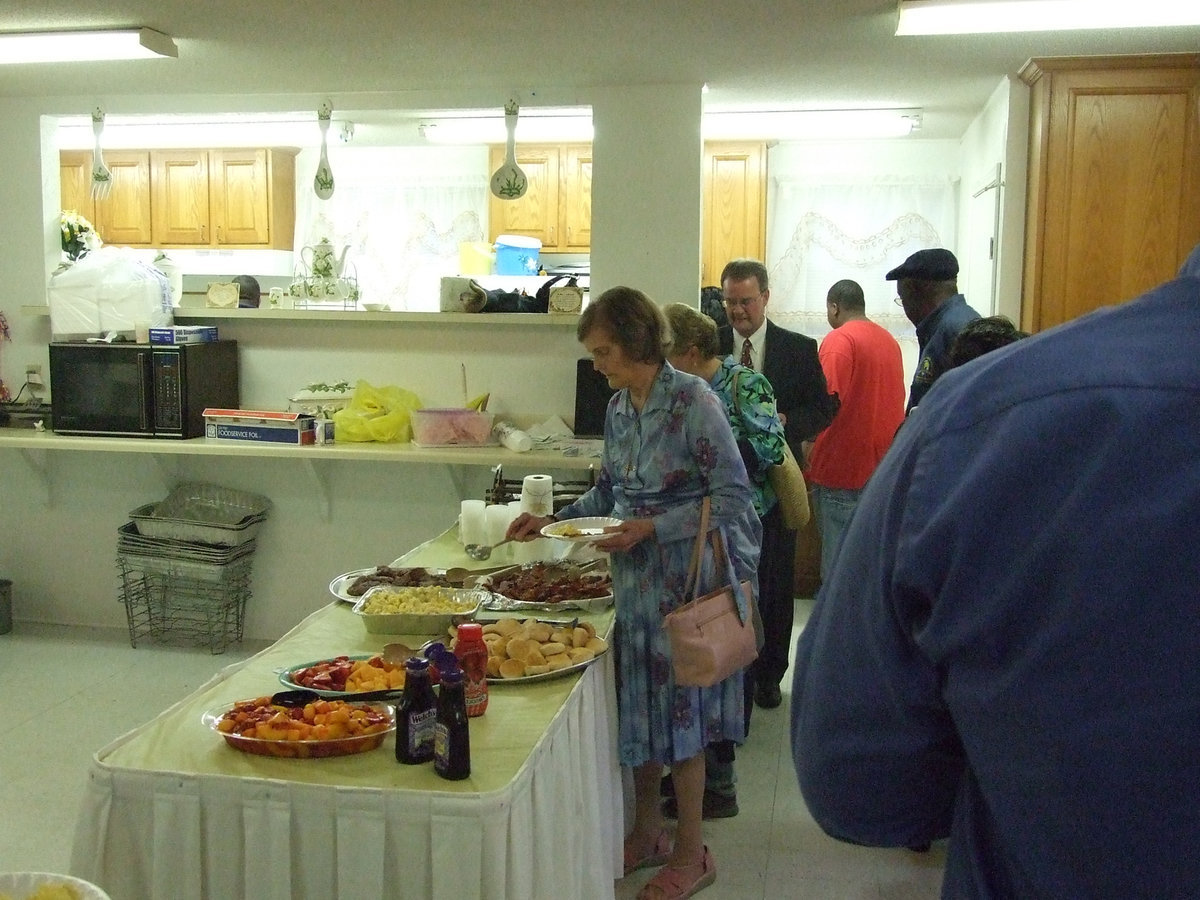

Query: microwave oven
[[49, 340, 239, 438]]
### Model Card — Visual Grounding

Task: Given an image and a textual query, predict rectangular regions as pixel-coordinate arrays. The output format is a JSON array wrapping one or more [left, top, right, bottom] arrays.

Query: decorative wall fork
[[90, 108, 112, 200]]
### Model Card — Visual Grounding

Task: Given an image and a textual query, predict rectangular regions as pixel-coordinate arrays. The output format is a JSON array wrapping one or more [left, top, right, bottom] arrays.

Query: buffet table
[[69, 530, 623, 900]]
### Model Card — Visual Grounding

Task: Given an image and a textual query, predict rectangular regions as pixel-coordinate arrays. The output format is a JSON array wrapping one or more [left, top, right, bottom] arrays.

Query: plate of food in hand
[[478, 560, 614, 612], [203, 695, 395, 758], [278, 653, 408, 698], [450, 616, 609, 683], [328, 565, 456, 603], [540, 516, 623, 543]]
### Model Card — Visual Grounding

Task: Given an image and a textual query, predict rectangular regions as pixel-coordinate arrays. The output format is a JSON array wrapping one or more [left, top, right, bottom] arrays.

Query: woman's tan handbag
[[769, 442, 810, 530], [662, 498, 758, 688]]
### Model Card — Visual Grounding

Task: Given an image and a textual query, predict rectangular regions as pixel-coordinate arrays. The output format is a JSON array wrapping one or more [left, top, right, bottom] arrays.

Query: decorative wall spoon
[[489, 99, 528, 200], [90, 108, 112, 200], [314, 100, 335, 200]]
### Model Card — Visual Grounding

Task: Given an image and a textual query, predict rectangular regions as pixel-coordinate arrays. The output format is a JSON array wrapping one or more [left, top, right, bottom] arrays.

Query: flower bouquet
[[61, 210, 100, 262]]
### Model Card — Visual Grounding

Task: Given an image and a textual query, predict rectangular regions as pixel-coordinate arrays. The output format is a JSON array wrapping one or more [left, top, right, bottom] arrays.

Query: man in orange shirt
[[808, 279, 905, 580]]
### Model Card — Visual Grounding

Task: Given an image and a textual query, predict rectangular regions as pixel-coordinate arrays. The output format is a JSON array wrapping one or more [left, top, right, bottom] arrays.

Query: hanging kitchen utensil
[[490, 99, 528, 200], [90, 108, 112, 200], [314, 100, 335, 200]]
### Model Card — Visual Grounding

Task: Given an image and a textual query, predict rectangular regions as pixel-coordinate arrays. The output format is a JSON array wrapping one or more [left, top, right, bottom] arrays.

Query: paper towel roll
[[520, 474, 553, 516]]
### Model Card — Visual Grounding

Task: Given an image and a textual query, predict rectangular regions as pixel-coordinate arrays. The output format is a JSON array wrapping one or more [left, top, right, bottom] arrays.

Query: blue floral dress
[[556, 363, 761, 767], [712, 357, 787, 517]]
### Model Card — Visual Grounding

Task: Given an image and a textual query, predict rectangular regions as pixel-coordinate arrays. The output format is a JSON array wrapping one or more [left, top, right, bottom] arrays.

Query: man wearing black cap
[[887, 248, 980, 412]]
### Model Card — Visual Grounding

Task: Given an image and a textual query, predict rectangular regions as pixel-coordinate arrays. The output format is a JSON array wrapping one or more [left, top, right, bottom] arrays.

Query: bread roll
[[505, 637, 534, 663], [494, 617, 523, 636], [524, 648, 548, 667], [528, 622, 553, 642], [540, 641, 567, 657], [568, 646, 596, 663], [524, 664, 551, 676], [499, 658, 526, 679], [547, 652, 573, 670], [486, 655, 503, 677], [572, 627, 591, 648], [586, 636, 608, 653]]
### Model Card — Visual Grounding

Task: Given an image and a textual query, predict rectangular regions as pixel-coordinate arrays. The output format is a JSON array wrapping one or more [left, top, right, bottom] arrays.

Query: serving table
[[69, 529, 623, 900]]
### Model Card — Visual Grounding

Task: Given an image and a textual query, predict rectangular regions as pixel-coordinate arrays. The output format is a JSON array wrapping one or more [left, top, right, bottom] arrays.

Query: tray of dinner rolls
[[461, 616, 609, 683]]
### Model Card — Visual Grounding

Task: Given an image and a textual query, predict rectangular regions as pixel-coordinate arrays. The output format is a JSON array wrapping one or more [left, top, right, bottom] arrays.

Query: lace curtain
[[294, 147, 488, 311], [765, 174, 959, 344]]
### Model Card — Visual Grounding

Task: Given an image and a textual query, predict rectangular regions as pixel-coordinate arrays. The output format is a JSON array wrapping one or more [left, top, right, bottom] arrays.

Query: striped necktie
[[740, 338, 754, 369]]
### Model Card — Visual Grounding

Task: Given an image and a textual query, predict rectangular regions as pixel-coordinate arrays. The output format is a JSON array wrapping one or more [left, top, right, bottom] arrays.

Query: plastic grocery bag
[[48, 246, 172, 339], [331, 380, 421, 443]]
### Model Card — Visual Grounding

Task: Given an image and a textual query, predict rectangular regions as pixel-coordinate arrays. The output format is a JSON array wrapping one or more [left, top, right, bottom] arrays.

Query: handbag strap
[[683, 496, 735, 602]]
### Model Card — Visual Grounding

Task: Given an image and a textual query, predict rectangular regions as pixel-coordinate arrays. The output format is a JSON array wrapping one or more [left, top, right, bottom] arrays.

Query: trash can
[[0, 578, 11, 634]]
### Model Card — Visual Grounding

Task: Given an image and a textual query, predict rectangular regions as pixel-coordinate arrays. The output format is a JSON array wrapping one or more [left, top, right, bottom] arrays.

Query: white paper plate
[[540, 516, 622, 543], [0, 872, 112, 900]]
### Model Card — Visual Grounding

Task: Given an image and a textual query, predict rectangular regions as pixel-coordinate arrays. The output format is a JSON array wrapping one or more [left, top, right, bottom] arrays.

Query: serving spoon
[[464, 536, 517, 561]]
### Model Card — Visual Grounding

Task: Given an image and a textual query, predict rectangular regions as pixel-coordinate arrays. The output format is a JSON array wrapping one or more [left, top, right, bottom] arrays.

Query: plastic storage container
[[493, 235, 542, 275], [411, 409, 496, 447]]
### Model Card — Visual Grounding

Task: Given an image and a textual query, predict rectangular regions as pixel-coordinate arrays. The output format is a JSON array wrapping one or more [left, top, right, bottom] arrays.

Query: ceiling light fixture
[[702, 108, 922, 140], [419, 114, 594, 144], [895, 0, 1200, 35], [0, 27, 177, 64]]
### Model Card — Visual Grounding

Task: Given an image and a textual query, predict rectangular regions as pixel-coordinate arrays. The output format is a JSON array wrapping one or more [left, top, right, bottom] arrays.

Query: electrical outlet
[[25, 364, 43, 388]]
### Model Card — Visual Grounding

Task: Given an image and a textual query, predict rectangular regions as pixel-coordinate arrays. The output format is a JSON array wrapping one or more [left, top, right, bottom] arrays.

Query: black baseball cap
[[885, 248, 959, 281]]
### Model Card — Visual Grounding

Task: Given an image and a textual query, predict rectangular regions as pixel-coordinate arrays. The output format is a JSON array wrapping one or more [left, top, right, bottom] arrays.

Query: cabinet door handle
[[548, 226, 556, 245]]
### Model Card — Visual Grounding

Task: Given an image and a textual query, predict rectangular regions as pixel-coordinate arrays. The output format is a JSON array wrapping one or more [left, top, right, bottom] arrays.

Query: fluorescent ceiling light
[[420, 115, 594, 144], [0, 27, 177, 64], [54, 112, 319, 149], [703, 109, 922, 140], [896, 0, 1200, 35]]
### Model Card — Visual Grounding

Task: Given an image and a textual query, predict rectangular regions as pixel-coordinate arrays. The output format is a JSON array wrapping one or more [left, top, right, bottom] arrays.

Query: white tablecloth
[[69, 536, 623, 900]]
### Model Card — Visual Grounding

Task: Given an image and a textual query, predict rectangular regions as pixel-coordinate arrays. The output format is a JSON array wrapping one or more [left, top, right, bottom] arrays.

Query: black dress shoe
[[755, 681, 783, 709]]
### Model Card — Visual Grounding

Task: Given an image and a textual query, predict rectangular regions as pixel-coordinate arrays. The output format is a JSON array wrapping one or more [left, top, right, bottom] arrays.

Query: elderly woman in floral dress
[[509, 286, 760, 900]]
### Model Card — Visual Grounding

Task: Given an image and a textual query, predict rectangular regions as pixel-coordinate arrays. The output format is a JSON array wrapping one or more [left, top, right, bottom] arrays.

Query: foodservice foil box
[[203, 408, 329, 445], [149, 325, 218, 344]]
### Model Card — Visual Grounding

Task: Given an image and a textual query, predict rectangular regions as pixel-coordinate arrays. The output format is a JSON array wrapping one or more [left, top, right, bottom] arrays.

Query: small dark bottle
[[395, 657, 437, 765], [433, 666, 471, 780]]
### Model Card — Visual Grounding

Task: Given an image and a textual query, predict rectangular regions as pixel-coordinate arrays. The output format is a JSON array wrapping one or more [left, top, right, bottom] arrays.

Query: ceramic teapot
[[301, 238, 350, 280]]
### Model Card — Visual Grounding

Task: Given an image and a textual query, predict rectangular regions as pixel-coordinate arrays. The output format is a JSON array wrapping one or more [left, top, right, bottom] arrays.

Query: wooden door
[[701, 142, 766, 286], [152, 150, 210, 245], [93, 151, 152, 246], [59, 151, 96, 223], [211, 149, 269, 245], [1021, 55, 1200, 331], [488, 144, 560, 248], [561, 144, 593, 251]]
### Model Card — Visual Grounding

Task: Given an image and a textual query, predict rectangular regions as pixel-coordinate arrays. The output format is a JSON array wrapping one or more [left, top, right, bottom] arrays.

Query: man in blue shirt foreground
[[791, 257, 1200, 898]]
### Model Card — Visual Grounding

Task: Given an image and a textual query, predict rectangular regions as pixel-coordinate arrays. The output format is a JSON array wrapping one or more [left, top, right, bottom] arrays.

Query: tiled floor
[[0, 601, 946, 899]]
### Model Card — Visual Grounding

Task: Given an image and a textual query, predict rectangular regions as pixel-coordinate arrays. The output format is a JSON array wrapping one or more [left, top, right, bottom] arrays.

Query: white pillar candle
[[512, 536, 551, 565], [459, 499, 487, 546], [486, 503, 513, 546]]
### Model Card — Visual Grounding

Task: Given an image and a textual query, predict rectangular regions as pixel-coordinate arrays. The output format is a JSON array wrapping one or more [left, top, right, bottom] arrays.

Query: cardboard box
[[203, 408, 317, 445], [149, 326, 218, 345]]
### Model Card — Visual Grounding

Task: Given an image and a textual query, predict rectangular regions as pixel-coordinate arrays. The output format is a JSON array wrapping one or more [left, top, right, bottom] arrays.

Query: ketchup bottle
[[453, 622, 489, 717]]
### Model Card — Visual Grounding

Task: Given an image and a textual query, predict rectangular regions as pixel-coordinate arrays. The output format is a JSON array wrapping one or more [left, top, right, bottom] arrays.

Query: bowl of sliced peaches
[[203, 695, 395, 758], [278, 654, 407, 698]]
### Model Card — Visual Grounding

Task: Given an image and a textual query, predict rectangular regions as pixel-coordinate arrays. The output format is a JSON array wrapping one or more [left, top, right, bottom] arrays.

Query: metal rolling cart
[[115, 483, 271, 654]]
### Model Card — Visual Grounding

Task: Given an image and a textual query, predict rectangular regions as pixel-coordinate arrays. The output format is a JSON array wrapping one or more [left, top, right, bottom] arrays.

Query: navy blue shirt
[[907, 294, 980, 411], [792, 276, 1200, 898]]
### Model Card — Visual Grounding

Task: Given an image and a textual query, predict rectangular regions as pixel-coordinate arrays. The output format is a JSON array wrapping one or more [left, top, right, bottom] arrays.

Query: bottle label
[[464, 681, 488, 717], [407, 708, 436, 755]]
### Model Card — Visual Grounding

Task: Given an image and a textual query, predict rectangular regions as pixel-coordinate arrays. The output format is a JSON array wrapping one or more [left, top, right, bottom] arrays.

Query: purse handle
[[683, 496, 734, 602]]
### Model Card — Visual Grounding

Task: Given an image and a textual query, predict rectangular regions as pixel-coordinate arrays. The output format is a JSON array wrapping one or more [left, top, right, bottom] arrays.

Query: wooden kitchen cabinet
[[488, 143, 591, 251], [60, 148, 296, 251], [60, 150, 153, 246], [1020, 54, 1200, 332], [701, 141, 766, 286]]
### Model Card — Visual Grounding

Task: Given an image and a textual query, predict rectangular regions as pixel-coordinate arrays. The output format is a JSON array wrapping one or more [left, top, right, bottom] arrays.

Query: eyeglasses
[[723, 293, 762, 308]]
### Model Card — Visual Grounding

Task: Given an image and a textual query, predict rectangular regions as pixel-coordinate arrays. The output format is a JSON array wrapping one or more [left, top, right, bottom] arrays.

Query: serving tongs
[[90, 108, 112, 200]]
